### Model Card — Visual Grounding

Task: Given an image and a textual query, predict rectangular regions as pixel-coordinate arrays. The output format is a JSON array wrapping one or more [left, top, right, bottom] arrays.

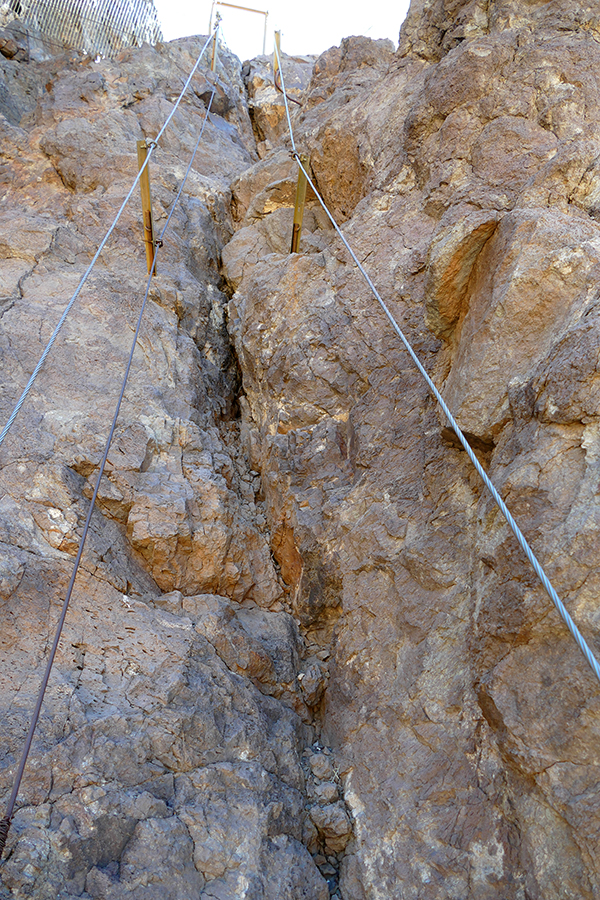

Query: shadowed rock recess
[[2, 1, 600, 898]]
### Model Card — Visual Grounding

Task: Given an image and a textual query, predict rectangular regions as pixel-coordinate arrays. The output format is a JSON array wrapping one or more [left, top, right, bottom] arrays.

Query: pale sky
[[154, 0, 411, 62]]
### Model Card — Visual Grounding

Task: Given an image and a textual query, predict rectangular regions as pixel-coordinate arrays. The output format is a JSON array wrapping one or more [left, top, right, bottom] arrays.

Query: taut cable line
[[273, 39, 600, 686], [272, 30, 302, 107], [0, 28, 216, 453], [0, 77, 218, 858]]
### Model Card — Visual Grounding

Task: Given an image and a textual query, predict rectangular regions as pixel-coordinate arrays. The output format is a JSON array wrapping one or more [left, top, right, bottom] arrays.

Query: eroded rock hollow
[[2, 2, 600, 898]]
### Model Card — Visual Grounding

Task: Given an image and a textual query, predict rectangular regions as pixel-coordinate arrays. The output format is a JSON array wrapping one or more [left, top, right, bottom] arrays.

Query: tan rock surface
[[242, 53, 314, 158], [5, 2, 600, 898], [222, 4, 600, 898], [0, 34, 328, 900]]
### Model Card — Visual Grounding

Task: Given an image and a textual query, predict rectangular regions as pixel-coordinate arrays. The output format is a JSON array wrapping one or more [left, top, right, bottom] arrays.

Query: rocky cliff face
[[0, 36, 332, 900], [2, 2, 600, 899]]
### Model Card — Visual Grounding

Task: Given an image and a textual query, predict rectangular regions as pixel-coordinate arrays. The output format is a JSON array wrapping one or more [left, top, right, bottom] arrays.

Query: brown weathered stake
[[291, 154, 309, 253], [137, 139, 156, 275]]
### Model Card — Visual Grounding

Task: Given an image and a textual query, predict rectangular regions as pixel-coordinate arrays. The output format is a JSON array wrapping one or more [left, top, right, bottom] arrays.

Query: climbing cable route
[[273, 40, 600, 687], [0, 28, 217, 452], [0, 75, 219, 856]]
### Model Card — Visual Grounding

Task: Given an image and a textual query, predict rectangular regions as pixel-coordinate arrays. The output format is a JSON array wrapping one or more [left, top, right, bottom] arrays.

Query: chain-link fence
[[0, 0, 162, 58]]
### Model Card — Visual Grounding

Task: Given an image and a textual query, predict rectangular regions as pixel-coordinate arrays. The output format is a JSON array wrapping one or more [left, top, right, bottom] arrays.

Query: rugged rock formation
[[0, 36, 330, 900], [3, 1, 600, 898], [224, 7, 600, 900], [242, 53, 314, 158]]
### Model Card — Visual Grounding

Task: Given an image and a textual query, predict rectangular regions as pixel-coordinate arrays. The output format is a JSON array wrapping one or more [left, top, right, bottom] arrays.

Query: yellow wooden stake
[[137, 140, 157, 276], [211, 14, 220, 70], [273, 30, 281, 81], [290, 154, 309, 253]]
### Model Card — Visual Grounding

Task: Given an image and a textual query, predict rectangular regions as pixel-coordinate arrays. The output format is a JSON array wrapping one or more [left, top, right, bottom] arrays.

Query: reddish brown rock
[[0, 34, 326, 900], [5, 1, 600, 898], [309, 801, 352, 854], [242, 52, 314, 158], [223, 5, 600, 899]]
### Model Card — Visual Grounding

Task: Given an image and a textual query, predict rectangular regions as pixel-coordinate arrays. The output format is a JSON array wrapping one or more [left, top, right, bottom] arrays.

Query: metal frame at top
[[208, 0, 267, 55]]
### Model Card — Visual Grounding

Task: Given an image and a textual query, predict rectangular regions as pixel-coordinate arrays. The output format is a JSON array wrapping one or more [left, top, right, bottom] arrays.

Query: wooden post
[[137, 140, 157, 276], [210, 3, 268, 57], [290, 154, 309, 253], [262, 11, 267, 55], [211, 13, 220, 70], [273, 29, 281, 80]]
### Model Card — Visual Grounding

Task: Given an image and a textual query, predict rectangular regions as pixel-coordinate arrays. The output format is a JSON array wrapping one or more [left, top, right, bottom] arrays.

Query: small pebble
[[309, 753, 334, 780], [315, 781, 339, 803]]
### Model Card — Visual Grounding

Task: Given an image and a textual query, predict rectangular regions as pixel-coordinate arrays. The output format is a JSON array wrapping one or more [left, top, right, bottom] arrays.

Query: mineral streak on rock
[[3, 1, 600, 898]]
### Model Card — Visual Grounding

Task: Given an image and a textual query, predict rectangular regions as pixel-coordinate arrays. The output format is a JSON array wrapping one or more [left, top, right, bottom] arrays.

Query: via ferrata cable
[[0, 76, 218, 857], [0, 29, 216, 452], [273, 39, 600, 686]]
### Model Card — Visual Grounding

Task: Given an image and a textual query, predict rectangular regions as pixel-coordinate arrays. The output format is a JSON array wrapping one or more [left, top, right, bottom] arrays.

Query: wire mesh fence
[[0, 0, 162, 58]]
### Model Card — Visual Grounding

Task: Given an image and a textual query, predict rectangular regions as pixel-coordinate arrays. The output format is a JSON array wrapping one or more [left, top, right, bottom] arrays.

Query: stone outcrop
[[3, 2, 600, 899], [0, 36, 332, 900], [242, 53, 314, 158], [222, 7, 600, 900]]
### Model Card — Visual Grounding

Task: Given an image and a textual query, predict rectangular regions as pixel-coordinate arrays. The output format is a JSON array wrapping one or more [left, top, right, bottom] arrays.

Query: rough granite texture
[[2, 2, 600, 899]]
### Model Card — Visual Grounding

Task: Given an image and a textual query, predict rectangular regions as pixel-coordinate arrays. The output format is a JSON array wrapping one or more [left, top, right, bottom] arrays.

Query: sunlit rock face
[[223, 5, 600, 899], [0, 35, 331, 900], [3, 1, 600, 898]]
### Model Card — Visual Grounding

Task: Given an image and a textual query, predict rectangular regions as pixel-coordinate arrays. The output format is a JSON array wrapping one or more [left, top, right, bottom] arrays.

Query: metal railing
[[0, 0, 162, 58], [208, 0, 267, 55]]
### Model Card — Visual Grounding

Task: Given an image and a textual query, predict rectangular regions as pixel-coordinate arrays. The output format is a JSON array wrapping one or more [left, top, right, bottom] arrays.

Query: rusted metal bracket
[[291, 154, 310, 253], [136, 139, 157, 276]]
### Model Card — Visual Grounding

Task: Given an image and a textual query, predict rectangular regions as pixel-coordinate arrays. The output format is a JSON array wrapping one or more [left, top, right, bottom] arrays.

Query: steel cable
[[273, 41, 600, 686], [0, 29, 215, 452], [0, 74, 218, 857]]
